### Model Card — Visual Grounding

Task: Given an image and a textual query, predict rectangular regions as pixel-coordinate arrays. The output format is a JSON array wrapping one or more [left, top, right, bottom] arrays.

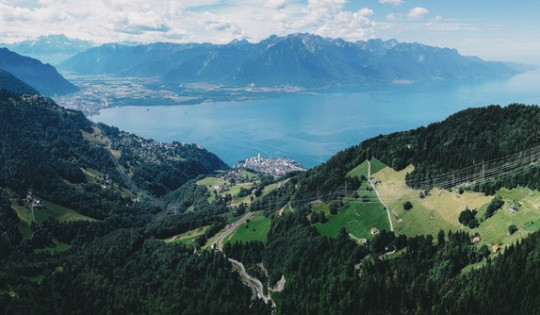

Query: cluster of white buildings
[[234, 153, 306, 177]]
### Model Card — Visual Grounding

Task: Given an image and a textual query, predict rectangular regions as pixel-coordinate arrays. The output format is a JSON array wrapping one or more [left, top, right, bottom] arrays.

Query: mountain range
[[59, 33, 519, 88], [1, 34, 94, 65], [0, 48, 78, 96]]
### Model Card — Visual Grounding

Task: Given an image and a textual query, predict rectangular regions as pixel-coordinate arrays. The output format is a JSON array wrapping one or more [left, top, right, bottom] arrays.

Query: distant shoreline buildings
[[233, 153, 306, 177]]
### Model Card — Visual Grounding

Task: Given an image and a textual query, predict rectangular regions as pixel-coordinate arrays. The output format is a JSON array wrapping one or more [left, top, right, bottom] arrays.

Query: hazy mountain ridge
[[0, 69, 39, 95], [0, 48, 79, 95], [1, 35, 94, 65], [60, 33, 518, 87]]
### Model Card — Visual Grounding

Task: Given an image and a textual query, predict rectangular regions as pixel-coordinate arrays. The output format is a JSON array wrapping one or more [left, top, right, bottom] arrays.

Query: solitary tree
[[403, 201, 413, 211]]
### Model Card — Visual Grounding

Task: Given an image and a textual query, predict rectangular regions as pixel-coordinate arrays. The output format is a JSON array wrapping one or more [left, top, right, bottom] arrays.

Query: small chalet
[[509, 205, 518, 213], [472, 236, 481, 243], [371, 227, 379, 235], [492, 245, 499, 253]]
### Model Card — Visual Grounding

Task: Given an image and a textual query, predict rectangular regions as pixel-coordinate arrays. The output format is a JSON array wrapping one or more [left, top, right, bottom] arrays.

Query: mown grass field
[[81, 168, 136, 198], [34, 239, 71, 255], [12, 199, 95, 225], [197, 176, 254, 204], [315, 200, 390, 239], [372, 165, 491, 236], [82, 167, 103, 184], [347, 157, 387, 179], [314, 158, 391, 240], [472, 187, 540, 248], [196, 176, 228, 188], [164, 225, 210, 247], [371, 164, 540, 250], [226, 212, 272, 244]]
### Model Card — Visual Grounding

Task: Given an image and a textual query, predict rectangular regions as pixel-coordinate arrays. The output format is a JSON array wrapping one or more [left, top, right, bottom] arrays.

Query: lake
[[90, 69, 540, 168]]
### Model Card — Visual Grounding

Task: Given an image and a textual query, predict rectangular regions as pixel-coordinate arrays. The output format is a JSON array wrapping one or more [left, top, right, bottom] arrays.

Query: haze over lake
[[90, 68, 540, 168]]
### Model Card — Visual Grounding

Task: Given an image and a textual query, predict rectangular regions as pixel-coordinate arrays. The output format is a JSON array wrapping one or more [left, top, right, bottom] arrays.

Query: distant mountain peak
[[1, 34, 95, 65]]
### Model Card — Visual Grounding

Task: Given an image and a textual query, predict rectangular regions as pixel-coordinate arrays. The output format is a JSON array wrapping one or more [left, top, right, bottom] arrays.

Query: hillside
[[0, 48, 78, 95], [290, 104, 540, 203], [0, 69, 39, 94], [1, 100, 539, 314], [59, 33, 518, 88], [0, 89, 227, 219]]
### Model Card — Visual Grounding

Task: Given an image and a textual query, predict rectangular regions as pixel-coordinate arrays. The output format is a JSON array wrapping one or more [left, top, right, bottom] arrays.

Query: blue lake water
[[90, 69, 540, 168]]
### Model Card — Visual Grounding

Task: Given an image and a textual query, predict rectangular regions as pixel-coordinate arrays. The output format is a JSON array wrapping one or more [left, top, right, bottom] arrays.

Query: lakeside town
[[233, 153, 306, 177]]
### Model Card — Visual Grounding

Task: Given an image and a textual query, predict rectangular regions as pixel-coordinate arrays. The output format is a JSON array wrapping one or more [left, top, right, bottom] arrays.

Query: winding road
[[229, 258, 276, 308], [211, 211, 277, 308], [213, 212, 254, 251]]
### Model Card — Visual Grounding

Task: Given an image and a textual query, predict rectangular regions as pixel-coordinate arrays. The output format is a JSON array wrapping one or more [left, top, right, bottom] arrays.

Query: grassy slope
[[373, 165, 491, 236], [315, 200, 390, 239], [226, 212, 272, 244], [12, 199, 95, 225], [371, 164, 540, 249], [473, 187, 540, 247], [196, 177, 228, 188], [34, 239, 71, 254], [164, 225, 210, 247], [197, 176, 254, 204], [347, 157, 387, 179], [316, 158, 390, 239]]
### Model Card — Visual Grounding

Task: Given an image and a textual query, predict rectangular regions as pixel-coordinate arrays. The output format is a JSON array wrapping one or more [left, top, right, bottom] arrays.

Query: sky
[[0, 0, 539, 63]]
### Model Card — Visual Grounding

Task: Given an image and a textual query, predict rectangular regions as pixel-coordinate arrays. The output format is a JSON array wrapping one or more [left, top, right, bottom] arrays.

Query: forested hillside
[[226, 214, 539, 314], [291, 104, 540, 203], [1, 97, 539, 314], [0, 89, 227, 245], [0, 69, 38, 95]]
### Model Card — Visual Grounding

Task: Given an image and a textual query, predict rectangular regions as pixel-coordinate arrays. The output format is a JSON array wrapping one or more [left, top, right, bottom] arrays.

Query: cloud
[[0, 0, 407, 45], [265, 0, 286, 10], [289, 0, 375, 40], [378, 0, 403, 6], [408, 7, 429, 20]]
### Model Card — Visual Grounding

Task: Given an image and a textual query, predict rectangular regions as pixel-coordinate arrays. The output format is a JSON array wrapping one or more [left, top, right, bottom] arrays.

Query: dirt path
[[269, 275, 286, 293], [367, 160, 394, 232]]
